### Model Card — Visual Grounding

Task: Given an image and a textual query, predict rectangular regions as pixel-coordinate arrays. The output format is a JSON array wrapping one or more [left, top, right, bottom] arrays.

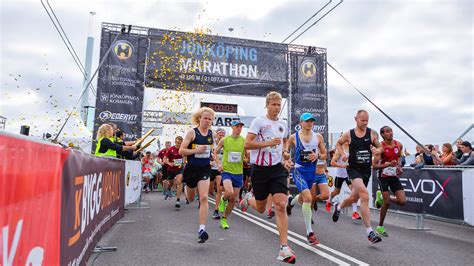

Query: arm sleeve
[[248, 118, 260, 135], [460, 153, 474, 166], [102, 138, 124, 153]]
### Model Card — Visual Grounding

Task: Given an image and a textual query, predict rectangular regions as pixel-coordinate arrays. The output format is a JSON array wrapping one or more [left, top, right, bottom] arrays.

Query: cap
[[231, 120, 244, 127], [299, 113, 315, 122], [461, 141, 472, 149]]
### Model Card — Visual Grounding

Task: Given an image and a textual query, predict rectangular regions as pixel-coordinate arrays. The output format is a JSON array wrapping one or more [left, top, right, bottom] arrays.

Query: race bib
[[174, 158, 184, 166], [299, 150, 312, 163], [195, 145, 211, 158], [228, 152, 242, 163], [382, 166, 397, 176], [355, 150, 371, 164]]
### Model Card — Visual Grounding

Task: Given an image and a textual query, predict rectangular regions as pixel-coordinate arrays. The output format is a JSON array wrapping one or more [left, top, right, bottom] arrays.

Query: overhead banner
[[60, 151, 125, 265], [125, 160, 142, 206], [372, 168, 464, 220], [290, 53, 328, 144], [93, 29, 148, 148], [145, 29, 289, 97], [142, 110, 255, 128], [0, 133, 66, 265]]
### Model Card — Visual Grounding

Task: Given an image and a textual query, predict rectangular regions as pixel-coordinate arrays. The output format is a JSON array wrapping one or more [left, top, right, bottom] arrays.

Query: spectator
[[410, 145, 424, 168], [458, 141, 474, 166], [422, 144, 435, 166], [116, 130, 140, 160], [95, 124, 137, 157], [432, 143, 457, 166], [454, 139, 464, 160]]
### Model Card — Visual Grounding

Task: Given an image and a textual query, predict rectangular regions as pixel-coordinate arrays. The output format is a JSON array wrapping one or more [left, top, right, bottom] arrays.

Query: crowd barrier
[[1, 132, 142, 265], [324, 166, 474, 226]]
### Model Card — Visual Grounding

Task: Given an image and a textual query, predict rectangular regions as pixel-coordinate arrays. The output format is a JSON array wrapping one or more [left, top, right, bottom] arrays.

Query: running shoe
[[198, 229, 209, 243], [286, 196, 294, 216], [220, 217, 230, 229], [218, 199, 228, 213], [313, 201, 318, 212], [185, 198, 189, 204], [376, 226, 388, 237], [375, 190, 383, 209], [332, 203, 341, 222], [212, 210, 220, 220], [175, 200, 181, 209], [352, 212, 361, 220], [239, 192, 252, 212], [307, 232, 320, 245], [368, 230, 382, 243], [267, 208, 275, 219], [325, 201, 332, 212], [277, 247, 296, 264], [311, 218, 314, 225]]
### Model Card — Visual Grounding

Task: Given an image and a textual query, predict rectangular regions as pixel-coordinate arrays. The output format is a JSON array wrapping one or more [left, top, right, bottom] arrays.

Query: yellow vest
[[95, 137, 117, 157]]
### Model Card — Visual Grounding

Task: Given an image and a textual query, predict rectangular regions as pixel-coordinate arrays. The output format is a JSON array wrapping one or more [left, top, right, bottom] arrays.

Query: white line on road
[[209, 199, 368, 265]]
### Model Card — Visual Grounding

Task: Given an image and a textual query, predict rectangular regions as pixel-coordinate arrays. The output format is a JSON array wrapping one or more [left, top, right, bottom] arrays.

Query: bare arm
[[336, 131, 350, 161], [213, 138, 225, 167], [330, 150, 346, 168], [244, 133, 280, 150], [317, 134, 327, 160], [371, 130, 382, 149]]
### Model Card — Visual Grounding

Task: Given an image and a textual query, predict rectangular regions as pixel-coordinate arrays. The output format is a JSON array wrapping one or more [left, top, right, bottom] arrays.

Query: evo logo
[[399, 176, 451, 207]]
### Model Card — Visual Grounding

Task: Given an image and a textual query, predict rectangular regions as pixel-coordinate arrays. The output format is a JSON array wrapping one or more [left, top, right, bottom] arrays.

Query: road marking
[[209, 199, 368, 265]]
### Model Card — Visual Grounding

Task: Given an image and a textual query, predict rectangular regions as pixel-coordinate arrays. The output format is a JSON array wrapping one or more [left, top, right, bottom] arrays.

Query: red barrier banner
[[1, 134, 68, 265], [60, 152, 125, 265]]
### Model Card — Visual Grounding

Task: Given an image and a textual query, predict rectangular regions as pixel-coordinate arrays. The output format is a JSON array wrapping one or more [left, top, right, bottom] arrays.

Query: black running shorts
[[167, 169, 184, 181], [334, 177, 352, 189], [346, 167, 371, 187], [183, 165, 211, 189], [251, 164, 289, 201], [211, 169, 221, 182], [378, 176, 403, 193]]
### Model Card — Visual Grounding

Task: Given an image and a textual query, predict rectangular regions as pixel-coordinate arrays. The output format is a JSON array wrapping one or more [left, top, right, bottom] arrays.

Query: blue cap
[[299, 113, 315, 122], [231, 120, 244, 126]]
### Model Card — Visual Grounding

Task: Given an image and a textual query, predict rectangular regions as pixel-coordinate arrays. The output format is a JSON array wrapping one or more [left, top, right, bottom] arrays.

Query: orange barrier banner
[[0, 134, 68, 265]]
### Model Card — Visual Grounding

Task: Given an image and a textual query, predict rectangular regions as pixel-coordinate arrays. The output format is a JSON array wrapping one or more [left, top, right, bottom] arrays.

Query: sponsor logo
[[399, 176, 451, 207], [278, 126, 284, 133], [98, 111, 138, 124], [114, 40, 133, 60], [100, 93, 109, 103], [301, 60, 316, 78]]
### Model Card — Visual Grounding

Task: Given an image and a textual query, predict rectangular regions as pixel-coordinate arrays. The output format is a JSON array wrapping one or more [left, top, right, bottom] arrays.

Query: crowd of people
[[92, 91, 472, 264]]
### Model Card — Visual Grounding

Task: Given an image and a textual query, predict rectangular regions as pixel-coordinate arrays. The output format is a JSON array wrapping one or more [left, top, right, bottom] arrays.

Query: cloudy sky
[[1, 0, 472, 152]]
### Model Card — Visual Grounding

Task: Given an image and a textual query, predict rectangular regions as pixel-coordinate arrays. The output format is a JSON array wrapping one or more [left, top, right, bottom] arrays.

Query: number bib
[[382, 166, 397, 176], [355, 150, 371, 164], [195, 145, 211, 158], [174, 158, 184, 166], [228, 152, 242, 163], [299, 150, 312, 163]]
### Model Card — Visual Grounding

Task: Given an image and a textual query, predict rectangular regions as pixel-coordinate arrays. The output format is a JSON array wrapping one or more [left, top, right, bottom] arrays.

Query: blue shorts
[[221, 172, 243, 188], [292, 167, 317, 192], [314, 173, 328, 185]]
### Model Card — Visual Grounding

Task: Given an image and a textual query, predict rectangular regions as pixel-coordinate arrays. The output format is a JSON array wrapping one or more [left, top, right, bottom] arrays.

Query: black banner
[[290, 53, 328, 144], [372, 168, 464, 220], [60, 151, 125, 265], [145, 29, 289, 97], [93, 30, 147, 146]]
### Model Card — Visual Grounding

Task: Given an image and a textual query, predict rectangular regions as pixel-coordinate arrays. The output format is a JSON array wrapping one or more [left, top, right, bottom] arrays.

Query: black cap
[[461, 141, 472, 149]]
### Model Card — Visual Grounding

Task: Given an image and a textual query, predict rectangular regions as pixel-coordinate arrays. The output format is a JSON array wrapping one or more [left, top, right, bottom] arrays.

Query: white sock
[[337, 204, 342, 211], [366, 227, 373, 235], [352, 203, 358, 212], [291, 194, 300, 206], [302, 202, 313, 235], [199, 224, 205, 232]]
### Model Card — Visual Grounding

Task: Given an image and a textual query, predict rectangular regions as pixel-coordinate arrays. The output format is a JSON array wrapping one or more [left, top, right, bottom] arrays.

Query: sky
[[1, 0, 473, 153]]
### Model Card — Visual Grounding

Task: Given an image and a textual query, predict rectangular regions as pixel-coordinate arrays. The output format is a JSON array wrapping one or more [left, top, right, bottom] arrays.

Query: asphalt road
[[88, 191, 474, 265]]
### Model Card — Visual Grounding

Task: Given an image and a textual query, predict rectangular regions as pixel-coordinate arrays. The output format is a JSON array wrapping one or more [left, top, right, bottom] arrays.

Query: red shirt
[[157, 148, 168, 160], [165, 146, 184, 172], [381, 140, 401, 177]]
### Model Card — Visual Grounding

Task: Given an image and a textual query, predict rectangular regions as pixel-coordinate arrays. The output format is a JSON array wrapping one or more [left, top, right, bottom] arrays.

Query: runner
[[373, 126, 406, 236], [157, 141, 172, 198], [214, 120, 245, 229], [164, 136, 185, 208], [285, 112, 327, 245], [179, 107, 215, 243], [240, 151, 252, 201], [239, 91, 296, 264], [211, 128, 226, 220], [310, 159, 329, 212], [331, 110, 383, 244], [327, 143, 361, 220]]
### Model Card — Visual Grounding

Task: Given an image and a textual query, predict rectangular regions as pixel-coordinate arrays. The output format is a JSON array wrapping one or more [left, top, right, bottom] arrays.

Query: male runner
[[285, 113, 326, 245], [327, 143, 361, 220], [164, 136, 185, 208], [373, 126, 406, 236], [157, 141, 172, 197], [214, 120, 245, 229], [332, 110, 383, 244], [179, 107, 215, 243], [240, 91, 296, 264]]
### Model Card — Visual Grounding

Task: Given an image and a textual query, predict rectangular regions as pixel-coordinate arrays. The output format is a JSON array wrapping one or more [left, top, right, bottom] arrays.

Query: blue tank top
[[187, 128, 214, 167], [294, 131, 318, 171]]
